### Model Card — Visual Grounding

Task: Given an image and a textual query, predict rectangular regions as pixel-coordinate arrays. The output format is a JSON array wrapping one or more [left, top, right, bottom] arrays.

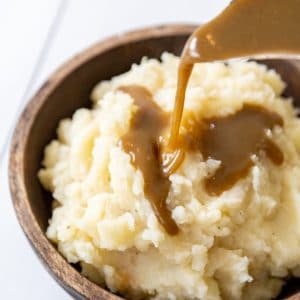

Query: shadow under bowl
[[8, 24, 300, 300]]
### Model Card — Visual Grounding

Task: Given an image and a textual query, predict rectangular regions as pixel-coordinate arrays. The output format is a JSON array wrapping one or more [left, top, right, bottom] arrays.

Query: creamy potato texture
[[38, 53, 300, 300]]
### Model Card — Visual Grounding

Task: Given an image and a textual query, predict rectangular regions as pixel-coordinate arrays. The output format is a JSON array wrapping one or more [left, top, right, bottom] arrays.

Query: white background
[[0, 1, 229, 299]]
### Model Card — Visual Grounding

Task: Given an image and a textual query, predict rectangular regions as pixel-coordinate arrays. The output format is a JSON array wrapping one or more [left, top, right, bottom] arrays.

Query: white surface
[[0, 1, 229, 299], [0, 0, 63, 154]]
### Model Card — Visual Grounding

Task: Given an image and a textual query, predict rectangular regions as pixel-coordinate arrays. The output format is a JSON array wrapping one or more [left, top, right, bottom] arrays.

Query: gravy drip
[[166, 0, 298, 172], [119, 85, 179, 235], [117, 0, 297, 234]]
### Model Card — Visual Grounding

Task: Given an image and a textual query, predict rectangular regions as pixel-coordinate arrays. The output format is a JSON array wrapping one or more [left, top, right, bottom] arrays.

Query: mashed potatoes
[[38, 53, 300, 300]]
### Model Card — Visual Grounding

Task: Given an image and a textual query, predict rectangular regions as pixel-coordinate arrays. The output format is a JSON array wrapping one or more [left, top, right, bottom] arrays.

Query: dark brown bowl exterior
[[8, 24, 300, 300]]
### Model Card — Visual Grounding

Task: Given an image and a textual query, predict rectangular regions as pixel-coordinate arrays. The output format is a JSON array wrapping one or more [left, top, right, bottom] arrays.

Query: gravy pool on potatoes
[[121, 0, 300, 234], [120, 86, 284, 235]]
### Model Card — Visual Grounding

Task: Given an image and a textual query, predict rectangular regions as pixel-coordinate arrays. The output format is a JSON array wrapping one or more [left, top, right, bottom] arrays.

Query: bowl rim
[[8, 24, 196, 299]]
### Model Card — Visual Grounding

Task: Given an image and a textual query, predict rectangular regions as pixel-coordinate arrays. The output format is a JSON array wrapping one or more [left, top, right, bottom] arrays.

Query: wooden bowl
[[8, 24, 300, 300]]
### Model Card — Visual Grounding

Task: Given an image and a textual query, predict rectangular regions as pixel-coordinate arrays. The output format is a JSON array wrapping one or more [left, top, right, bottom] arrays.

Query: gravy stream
[[119, 0, 298, 234], [167, 0, 300, 165], [120, 85, 283, 234]]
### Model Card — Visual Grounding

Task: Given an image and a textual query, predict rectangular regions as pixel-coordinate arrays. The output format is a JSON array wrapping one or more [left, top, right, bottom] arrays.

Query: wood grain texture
[[8, 24, 300, 300]]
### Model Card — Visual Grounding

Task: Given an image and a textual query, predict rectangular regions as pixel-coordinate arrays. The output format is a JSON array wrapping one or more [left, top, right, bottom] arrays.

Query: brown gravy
[[120, 84, 284, 233], [118, 0, 297, 234], [183, 0, 300, 64], [168, 0, 300, 153], [119, 85, 179, 235], [200, 104, 283, 195]]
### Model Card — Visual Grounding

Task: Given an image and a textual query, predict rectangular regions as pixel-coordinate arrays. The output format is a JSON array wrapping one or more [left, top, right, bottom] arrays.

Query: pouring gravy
[[168, 0, 300, 161], [120, 0, 300, 234]]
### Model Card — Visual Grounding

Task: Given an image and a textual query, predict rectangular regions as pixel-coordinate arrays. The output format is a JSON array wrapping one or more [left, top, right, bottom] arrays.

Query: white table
[[0, 1, 229, 298]]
